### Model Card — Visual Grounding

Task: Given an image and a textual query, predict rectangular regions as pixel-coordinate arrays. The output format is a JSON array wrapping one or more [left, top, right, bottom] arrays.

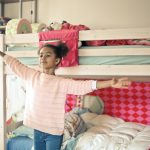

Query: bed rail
[[2, 27, 150, 80]]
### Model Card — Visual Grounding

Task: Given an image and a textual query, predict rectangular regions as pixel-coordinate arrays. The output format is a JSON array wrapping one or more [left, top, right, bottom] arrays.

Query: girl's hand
[[111, 77, 131, 89]]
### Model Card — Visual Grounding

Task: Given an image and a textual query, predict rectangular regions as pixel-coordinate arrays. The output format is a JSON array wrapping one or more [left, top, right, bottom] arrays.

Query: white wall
[[4, 0, 150, 29]]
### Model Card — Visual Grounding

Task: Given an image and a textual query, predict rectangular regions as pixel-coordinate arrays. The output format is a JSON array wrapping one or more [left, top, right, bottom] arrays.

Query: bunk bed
[[0, 27, 150, 150]]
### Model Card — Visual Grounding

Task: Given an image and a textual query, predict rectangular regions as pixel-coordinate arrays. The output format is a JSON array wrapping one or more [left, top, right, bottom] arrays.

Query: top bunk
[[1, 27, 150, 81]]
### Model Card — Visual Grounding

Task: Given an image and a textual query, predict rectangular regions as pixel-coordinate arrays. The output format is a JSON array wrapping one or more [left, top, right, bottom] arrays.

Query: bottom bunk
[[6, 106, 150, 150], [6, 84, 150, 150]]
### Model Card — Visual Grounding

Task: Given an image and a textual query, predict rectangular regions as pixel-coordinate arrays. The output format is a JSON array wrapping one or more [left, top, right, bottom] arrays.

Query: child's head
[[38, 42, 69, 70]]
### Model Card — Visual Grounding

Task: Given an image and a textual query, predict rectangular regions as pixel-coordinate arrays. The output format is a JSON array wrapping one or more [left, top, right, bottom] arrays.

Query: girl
[[0, 43, 131, 150]]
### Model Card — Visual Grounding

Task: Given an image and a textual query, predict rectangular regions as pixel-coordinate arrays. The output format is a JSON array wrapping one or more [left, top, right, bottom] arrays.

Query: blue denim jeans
[[34, 129, 63, 150]]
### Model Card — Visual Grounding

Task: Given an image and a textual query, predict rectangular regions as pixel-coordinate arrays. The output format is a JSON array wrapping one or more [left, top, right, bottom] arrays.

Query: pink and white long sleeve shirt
[[4, 55, 96, 135]]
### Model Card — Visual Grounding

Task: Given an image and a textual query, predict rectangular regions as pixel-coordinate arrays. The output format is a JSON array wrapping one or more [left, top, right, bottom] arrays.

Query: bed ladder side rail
[[0, 34, 6, 150]]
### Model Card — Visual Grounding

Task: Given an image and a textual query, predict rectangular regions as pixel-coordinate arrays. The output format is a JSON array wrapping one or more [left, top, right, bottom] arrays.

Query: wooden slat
[[0, 34, 6, 150], [5, 34, 60, 45], [5, 64, 150, 76], [79, 47, 150, 56], [79, 28, 150, 41], [55, 65, 150, 77], [5, 28, 150, 44], [5, 33, 38, 44], [6, 50, 38, 57], [4, 65, 150, 82]]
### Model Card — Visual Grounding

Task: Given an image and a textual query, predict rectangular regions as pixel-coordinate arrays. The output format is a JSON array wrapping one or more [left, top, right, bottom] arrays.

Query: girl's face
[[39, 47, 60, 70]]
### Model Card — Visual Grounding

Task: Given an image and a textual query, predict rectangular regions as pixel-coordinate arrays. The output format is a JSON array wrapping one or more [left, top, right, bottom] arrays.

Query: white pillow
[[12, 125, 33, 139], [82, 95, 104, 114], [80, 112, 98, 128]]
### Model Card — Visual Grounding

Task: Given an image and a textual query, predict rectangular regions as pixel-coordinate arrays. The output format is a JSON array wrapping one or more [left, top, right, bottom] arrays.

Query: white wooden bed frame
[[0, 27, 150, 149]]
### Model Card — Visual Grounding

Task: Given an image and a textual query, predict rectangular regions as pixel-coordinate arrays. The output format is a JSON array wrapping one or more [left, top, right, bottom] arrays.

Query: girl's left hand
[[111, 77, 131, 89]]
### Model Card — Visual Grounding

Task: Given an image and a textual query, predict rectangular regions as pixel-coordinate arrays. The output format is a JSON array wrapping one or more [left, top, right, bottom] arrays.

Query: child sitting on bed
[[0, 43, 131, 150]]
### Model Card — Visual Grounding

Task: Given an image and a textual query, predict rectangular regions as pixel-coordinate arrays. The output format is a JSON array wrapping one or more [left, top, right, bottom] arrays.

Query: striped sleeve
[[64, 78, 96, 95], [4, 55, 38, 81]]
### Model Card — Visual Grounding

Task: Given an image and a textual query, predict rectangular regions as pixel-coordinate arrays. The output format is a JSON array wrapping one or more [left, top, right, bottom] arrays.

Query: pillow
[[80, 112, 98, 128], [64, 111, 87, 140], [82, 95, 104, 114], [12, 125, 33, 139], [62, 111, 87, 149]]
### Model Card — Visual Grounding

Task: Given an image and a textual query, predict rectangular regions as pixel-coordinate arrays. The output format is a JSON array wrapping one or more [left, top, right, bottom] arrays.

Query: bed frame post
[[0, 34, 6, 150]]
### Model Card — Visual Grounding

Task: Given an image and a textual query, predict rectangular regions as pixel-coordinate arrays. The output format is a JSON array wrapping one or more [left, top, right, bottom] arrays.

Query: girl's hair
[[38, 42, 69, 59]]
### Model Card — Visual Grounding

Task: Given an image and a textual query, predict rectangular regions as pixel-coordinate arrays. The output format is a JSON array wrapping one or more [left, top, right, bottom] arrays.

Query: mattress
[[79, 45, 150, 65]]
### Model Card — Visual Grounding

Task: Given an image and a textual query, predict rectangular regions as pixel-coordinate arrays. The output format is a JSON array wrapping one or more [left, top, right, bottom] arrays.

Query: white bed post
[[0, 34, 6, 150]]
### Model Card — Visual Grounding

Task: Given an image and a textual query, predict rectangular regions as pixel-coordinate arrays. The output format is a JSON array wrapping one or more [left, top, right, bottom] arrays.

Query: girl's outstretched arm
[[96, 77, 131, 89], [0, 51, 37, 81]]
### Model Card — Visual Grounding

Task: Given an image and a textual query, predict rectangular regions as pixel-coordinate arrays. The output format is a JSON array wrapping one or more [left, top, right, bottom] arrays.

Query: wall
[[4, 0, 150, 29]]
